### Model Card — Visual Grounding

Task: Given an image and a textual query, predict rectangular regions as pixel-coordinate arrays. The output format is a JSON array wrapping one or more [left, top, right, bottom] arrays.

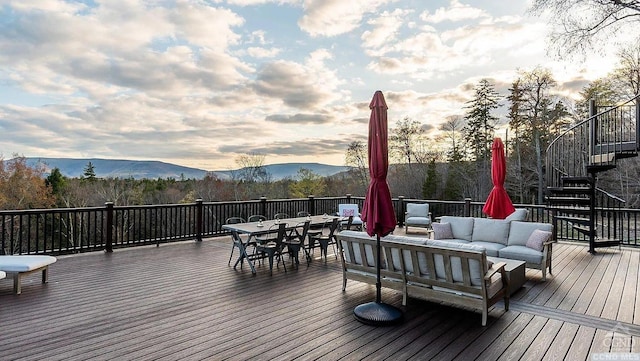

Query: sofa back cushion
[[507, 221, 553, 246], [383, 235, 429, 274], [339, 231, 377, 267], [439, 216, 474, 241], [505, 208, 529, 221], [406, 203, 429, 218], [425, 240, 487, 286], [472, 218, 510, 245]]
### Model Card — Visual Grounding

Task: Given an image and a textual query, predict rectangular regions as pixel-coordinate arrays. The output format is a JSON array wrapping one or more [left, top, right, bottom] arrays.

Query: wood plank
[[3, 236, 640, 360]]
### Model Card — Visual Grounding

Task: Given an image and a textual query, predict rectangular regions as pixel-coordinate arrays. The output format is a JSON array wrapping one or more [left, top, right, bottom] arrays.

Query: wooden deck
[[2, 231, 640, 360]]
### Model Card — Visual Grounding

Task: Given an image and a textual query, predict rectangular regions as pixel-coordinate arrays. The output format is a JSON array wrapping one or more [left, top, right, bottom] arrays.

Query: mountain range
[[23, 157, 350, 181]]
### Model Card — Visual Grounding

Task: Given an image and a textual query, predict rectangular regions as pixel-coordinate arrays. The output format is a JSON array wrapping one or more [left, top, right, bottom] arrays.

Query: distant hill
[[23, 158, 349, 180]]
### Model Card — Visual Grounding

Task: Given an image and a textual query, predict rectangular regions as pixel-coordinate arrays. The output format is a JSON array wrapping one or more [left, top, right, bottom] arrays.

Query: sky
[[0, 0, 626, 171]]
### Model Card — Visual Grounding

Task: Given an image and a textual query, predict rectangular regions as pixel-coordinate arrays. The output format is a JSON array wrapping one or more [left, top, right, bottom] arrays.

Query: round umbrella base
[[353, 301, 403, 326]]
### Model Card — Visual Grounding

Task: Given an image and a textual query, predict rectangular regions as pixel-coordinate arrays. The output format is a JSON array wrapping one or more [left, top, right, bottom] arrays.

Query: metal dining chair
[[248, 215, 266, 223], [296, 211, 310, 217], [273, 213, 289, 220], [309, 218, 339, 262], [282, 220, 311, 267], [226, 217, 248, 266], [255, 223, 288, 275]]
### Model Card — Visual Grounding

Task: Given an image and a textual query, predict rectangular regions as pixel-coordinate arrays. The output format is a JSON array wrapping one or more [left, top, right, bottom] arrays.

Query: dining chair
[[338, 204, 363, 230], [274, 213, 289, 220], [248, 215, 267, 223], [296, 211, 310, 217], [309, 217, 339, 262], [255, 223, 288, 275], [226, 217, 247, 266], [282, 220, 311, 267]]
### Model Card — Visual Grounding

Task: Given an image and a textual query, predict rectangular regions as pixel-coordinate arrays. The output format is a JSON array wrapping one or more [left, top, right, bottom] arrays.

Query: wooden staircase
[[546, 95, 640, 254]]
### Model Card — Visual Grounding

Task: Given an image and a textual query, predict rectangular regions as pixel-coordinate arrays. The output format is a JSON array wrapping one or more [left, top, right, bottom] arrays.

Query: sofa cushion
[[432, 222, 454, 240], [440, 216, 474, 241], [339, 231, 378, 268], [0, 255, 57, 272], [526, 229, 552, 251], [468, 241, 505, 257], [472, 218, 510, 245], [507, 221, 553, 247], [426, 240, 487, 286], [384, 236, 429, 274], [499, 245, 543, 264], [406, 203, 429, 218], [505, 208, 529, 222]]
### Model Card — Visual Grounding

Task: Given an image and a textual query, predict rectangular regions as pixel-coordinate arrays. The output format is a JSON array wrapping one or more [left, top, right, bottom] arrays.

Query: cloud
[[298, 0, 396, 37], [420, 0, 489, 24], [265, 113, 333, 124], [251, 49, 344, 109]]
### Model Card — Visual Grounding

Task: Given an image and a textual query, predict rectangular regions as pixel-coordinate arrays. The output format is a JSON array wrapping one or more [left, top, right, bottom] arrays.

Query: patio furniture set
[[336, 208, 554, 325], [223, 205, 364, 275]]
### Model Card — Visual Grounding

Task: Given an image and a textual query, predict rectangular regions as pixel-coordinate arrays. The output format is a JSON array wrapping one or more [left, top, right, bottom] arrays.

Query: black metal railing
[[2, 196, 640, 256], [546, 94, 640, 189]]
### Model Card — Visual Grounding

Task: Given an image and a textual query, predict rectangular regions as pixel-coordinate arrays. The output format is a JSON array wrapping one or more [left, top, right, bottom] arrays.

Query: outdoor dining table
[[222, 215, 339, 274]]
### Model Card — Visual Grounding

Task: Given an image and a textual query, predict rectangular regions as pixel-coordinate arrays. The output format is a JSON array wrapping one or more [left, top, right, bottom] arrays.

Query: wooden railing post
[[260, 197, 267, 218], [105, 202, 114, 253], [195, 199, 203, 242], [308, 195, 315, 215], [398, 196, 405, 226], [464, 198, 472, 217]]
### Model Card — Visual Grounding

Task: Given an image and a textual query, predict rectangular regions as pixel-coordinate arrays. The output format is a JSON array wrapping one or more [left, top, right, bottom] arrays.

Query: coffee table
[[487, 256, 526, 295]]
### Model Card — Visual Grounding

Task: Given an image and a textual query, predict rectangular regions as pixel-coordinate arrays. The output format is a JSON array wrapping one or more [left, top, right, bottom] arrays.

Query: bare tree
[[344, 140, 369, 192], [611, 38, 640, 100], [531, 0, 640, 57]]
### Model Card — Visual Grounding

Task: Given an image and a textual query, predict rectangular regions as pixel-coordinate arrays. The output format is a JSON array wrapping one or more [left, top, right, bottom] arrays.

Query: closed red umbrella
[[482, 137, 515, 219], [354, 90, 402, 326]]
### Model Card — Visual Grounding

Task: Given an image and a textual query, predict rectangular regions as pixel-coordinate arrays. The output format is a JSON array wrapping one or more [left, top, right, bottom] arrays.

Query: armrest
[[484, 261, 506, 280]]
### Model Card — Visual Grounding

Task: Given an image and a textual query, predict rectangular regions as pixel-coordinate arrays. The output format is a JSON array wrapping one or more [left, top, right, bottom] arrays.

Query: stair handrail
[[546, 93, 640, 189]]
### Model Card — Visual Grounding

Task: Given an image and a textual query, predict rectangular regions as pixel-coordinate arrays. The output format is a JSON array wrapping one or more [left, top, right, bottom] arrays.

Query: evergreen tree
[[45, 167, 66, 200], [422, 159, 438, 199], [463, 79, 501, 161], [83, 162, 96, 181]]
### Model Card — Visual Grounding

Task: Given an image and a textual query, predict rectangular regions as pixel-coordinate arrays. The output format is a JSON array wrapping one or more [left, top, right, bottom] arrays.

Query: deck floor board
[[2, 233, 640, 360]]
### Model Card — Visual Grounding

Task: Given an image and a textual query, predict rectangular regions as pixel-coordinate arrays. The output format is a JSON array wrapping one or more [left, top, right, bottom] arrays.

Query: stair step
[[547, 187, 592, 195], [547, 196, 591, 206], [549, 206, 591, 215], [593, 240, 621, 248], [554, 215, 591, 225], [561, 176, 593, 184], [587, 164, 617, 173], [590, 152, 615, 164], [573, 224, 593, 236]]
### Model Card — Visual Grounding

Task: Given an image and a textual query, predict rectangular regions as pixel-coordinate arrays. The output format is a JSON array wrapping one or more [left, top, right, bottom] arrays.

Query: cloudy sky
[[0, 0, 622, 171]]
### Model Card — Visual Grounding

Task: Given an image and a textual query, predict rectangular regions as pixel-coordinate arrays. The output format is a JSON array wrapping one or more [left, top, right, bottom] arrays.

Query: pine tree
[[83, 162, 96, 181]]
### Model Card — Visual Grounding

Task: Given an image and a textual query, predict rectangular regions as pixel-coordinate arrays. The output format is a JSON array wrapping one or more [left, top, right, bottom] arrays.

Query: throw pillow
[[526, 229, 552, 251], [432, 222, 453, 240]]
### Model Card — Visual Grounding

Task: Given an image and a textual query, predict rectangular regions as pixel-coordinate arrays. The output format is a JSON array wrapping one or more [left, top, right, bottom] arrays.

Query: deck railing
[[2, 196, 640, 255]]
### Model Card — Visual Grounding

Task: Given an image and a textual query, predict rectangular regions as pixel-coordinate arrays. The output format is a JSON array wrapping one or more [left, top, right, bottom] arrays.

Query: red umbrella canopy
[[482, 137, 515, 219], [361, 91, 397, 237]]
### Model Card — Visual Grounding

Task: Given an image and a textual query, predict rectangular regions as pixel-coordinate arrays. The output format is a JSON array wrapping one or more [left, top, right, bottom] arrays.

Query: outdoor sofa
[[434, 215, 554, 280], [337, 230, 509, 326]]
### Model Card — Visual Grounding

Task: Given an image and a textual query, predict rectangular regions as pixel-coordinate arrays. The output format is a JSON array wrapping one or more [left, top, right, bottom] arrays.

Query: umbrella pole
[[376, 234, 382, 303], [353, 234, 403, 326]]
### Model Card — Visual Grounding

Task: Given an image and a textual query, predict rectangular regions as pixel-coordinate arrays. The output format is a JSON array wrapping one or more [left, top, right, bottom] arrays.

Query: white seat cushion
[[0, 270, 5, 279], [0, 255, 57, 272]]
